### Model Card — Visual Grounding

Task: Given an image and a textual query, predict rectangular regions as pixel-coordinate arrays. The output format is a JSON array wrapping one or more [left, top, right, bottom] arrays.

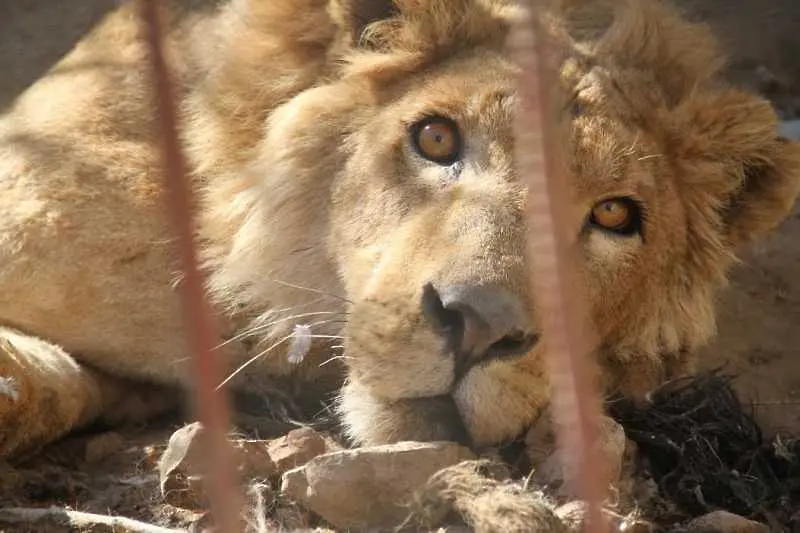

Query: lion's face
[[329, 52, 543, 445], [212, 0, 800, 448], [329, 55, 692, 445]]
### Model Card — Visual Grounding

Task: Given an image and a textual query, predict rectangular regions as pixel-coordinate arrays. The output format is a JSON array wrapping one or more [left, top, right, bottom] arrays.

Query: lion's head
[[195, 0, 800, 448]]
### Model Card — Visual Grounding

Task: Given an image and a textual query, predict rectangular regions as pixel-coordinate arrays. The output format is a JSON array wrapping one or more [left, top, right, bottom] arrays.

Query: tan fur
[[409, 459, 565, 532], [1, 0, 799, 459]]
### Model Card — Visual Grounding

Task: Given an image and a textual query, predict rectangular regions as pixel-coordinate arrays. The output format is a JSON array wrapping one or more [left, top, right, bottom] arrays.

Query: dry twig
[[0, 506, 186, 533]]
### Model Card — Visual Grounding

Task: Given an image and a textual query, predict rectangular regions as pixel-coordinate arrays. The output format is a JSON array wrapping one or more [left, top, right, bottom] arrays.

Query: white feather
[[287, 324, 312, 364]]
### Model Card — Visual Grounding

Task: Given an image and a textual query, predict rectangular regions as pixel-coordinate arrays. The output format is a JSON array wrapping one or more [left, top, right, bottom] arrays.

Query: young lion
[[1, 0, 799, 459]]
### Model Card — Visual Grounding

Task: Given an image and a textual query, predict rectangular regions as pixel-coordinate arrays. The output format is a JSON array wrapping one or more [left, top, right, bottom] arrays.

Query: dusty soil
[[0, 415, 340, 532], [2, 0, 800, 532], [0, 423, 203, 532]]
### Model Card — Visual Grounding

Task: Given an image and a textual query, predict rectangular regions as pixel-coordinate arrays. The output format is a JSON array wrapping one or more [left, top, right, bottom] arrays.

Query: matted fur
[[0, 0, 799, 466], [408, 459, 566, 533]]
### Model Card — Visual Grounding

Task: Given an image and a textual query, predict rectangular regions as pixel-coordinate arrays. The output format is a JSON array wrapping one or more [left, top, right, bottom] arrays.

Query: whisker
[[286, 326, 346, 364], [311, 401, 339, 422], [220, 319, 351, 380], [216, 304, 317, 349], [267, 278, 352, 304], [319, 354, 351, 367], [306, 318, 344, 328], [637, 153, 663, 161], [216, 333, 293, 390], [216, 311, 345, 349]]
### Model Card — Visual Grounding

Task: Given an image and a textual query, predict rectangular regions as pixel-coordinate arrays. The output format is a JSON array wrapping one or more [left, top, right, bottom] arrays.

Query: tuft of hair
[[337, 0, 527, 81], [407, 459, 567, 533]]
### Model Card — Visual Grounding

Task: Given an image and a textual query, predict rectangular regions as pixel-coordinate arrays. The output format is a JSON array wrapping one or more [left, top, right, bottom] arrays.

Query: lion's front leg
[[0, 327, 177, 460]]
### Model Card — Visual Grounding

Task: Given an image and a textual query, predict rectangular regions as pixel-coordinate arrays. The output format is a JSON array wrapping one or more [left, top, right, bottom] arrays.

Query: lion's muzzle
[[421, 282, 539, 380]]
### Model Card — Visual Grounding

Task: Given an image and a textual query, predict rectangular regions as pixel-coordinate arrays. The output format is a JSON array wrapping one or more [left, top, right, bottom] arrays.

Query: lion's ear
[[328, 0, 397, 46], [671, 89, 800, 248], [722, 137, 800, 247]]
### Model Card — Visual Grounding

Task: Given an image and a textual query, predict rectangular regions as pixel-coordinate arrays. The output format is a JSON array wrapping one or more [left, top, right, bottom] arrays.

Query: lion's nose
[[421, 282, 539, 367]]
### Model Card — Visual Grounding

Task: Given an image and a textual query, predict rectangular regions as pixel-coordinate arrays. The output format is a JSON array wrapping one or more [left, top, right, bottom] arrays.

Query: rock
[[272, 505, 314, 531], [84, 432, 125, 464], [687, 511, 769, 533], [267, 427, 327, 475], [235, 440, 278, 479], [158, 422, 278, 511], [281, 441, 475, 530], [526, 414, 626, 500], [159, 422, 208, 510], [321, 434, 344, 453]]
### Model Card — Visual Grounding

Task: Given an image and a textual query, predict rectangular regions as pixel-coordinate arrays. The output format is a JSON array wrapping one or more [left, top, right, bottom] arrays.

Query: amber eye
[[589, 197, 641, 235], [410, 116, 462, 165]]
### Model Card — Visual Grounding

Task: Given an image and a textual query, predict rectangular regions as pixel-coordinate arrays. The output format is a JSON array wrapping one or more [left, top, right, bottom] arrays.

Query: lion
[[1, 0, 799, 463]]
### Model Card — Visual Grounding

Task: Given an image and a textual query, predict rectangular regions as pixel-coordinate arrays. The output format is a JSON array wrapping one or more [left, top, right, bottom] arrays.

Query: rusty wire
[[510, 4, 610, 533], [137, 1, 244, 531], [135, 0, 609, 532]]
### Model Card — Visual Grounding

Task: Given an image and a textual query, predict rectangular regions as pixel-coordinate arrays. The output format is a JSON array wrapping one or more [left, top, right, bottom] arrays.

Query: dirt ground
[[1, 0, 800, 531], [0, 424, 205, 532]]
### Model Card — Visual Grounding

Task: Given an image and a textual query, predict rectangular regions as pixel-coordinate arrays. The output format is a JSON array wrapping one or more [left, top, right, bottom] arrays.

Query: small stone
[[143, 444, 161, 468], [687, 511, 770, 533], [158, 422, 278, 510], [234, 440, 277, 480], [527, 414, 626, 500], [158, 422, 208, 510], [280, 441, 475, 530], [84, 432, 125, 464], [267, 427, 327, 474]]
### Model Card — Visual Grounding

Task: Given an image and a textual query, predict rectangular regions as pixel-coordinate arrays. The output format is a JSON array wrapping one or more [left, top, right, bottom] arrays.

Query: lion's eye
[[410, 116, 462, 165], [589, 197, 641, 235]]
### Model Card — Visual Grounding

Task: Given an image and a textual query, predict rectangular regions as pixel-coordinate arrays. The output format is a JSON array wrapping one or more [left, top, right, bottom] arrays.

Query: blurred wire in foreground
[[136, 1, 243, 531], [509, 4, 610, 533]]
